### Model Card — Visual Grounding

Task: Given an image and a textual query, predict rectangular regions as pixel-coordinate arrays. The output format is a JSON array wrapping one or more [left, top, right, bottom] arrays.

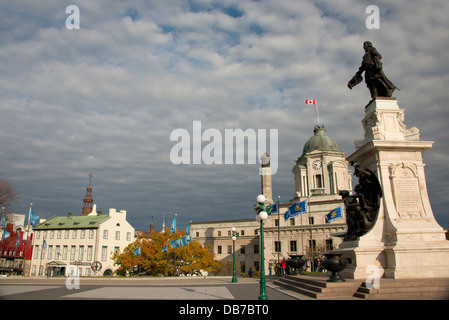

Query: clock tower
[[292, 125, 352, 200]]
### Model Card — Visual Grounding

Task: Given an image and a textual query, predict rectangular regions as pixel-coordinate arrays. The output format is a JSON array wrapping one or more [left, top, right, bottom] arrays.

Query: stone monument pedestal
[[336, 98, 449, 279]]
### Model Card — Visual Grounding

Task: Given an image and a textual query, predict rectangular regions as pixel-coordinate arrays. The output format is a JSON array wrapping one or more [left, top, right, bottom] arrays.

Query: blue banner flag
[[162, 243, 168, 253], [29, 207, 39, 226], [170, 239, 180, 248], [284, 201, 307, 221], [180, 235, 191, 247], [325, 207, 343, 223], [133, 246, 141, 256], [1, 214, 5, 228], [169, 217, 176, 234], [43, 240, 47, 250], [3, 230, 10, 239]]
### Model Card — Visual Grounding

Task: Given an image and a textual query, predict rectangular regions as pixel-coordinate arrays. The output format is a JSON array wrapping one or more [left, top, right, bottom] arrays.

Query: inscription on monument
[[392, 166, 423, 218]]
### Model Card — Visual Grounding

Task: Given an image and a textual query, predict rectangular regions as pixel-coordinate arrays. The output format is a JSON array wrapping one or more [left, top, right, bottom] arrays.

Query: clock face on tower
[[312, 160, 322, 170]]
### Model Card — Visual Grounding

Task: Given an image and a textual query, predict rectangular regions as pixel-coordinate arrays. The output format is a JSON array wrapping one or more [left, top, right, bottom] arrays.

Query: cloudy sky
[[1, 0, 448, 232]]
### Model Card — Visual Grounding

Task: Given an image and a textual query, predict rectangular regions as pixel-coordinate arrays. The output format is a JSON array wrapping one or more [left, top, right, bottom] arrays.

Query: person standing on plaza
[[268, 260, 273, 276], [280, 258, 287, 275]]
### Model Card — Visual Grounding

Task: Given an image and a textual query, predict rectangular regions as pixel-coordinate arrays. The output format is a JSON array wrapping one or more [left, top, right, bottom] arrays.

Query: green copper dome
[[302, 125, 341, 155]]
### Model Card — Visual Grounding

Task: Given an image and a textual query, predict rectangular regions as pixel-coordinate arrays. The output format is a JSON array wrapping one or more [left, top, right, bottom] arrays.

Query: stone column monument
[[337, 42, 449, 279], [337, 98, 449, 279]]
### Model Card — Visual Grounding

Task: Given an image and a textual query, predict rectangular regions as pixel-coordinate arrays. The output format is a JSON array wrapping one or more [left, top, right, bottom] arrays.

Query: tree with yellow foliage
[[112, 228, 220, 276]]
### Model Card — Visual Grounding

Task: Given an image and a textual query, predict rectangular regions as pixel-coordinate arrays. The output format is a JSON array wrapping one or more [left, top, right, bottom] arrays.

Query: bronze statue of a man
[[348, 41, 397, 99]]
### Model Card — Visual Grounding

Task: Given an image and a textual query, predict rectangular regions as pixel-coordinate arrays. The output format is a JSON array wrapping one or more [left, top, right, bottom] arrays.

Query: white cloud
[[0, 0, 448, 230]]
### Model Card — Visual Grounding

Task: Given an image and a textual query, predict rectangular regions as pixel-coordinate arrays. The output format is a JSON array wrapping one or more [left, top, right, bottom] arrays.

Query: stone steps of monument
[[273, 275, 361, 299], [353, 278, 449, 299]]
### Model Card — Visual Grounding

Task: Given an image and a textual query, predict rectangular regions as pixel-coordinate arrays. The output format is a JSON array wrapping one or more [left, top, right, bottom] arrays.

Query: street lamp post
[[231, 227, 239, 283], [255, 194, 269, 300]]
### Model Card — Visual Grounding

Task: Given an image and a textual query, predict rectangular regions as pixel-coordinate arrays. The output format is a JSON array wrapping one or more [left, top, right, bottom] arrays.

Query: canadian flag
[[305, 100, 316, 105]]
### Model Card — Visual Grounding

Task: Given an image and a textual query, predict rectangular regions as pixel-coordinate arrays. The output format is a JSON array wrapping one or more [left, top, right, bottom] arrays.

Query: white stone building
[[30, 205, 135, 277]]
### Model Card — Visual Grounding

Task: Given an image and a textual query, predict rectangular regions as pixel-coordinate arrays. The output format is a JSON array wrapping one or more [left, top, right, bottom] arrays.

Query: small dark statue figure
[[348, 41, 398, 99], [339, 162, 382, 241]]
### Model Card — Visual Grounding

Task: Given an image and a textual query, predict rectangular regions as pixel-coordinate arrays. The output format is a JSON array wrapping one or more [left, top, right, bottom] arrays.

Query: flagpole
[[0, 207, 4, 258], [27, 203, 32, 240], [308, 196, 314, 273], [39, 240, 44, 276], [188, 220, 192, 276], [306, 100, 320, 126], [301, 208, 304, 255], [277, 196, 280, 268], [173, 213, 177, 276]]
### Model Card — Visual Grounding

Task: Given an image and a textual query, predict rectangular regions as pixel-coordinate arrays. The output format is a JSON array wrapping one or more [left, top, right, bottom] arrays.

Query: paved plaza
[[0, 276, 298, 300]]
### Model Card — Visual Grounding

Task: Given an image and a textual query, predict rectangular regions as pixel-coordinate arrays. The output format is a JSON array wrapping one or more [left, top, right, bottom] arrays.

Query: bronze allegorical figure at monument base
[[339, 162, 383, 241]]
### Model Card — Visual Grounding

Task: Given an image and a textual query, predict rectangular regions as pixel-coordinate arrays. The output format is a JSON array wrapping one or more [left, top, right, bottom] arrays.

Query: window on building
[[57, 230, 61, 239], [309, 216, 314, 225], [290, 218, 295, 226], [274, 219, 279, 227], [103, 230, 108, 239], [47, 246, 53, 260], [290, 241, 297, 252], [240, 245, 245, 254], [254, 244, 259, 254], [72, 230, 77, 239], [62, 246, 68, 260], [274, 241, 281, 253], [315, 174, 323, 188], [101, 246, 108, 262], [78, 246, 84, 261], [50, 230, 54, 239], [217, 231, 221, 237], [240, 261, 246, 273], [126, 232, 131, 241], [115, 231, 120, 240], [217, 246, 222, 254], [64, 230, 69, 239], [329, 172, 335, 194], [89, 229, 94, 239], [196, 232, 199, 237], [325, 239, 334, 251], [70, 246, 76, 261], [55, 246, 60, 260], [241, 230, 245, 236], [308, 239, 316, 250], [87, 246, 93, 261], [227, 245, 232, 254], [80, 230, 85, 239]]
